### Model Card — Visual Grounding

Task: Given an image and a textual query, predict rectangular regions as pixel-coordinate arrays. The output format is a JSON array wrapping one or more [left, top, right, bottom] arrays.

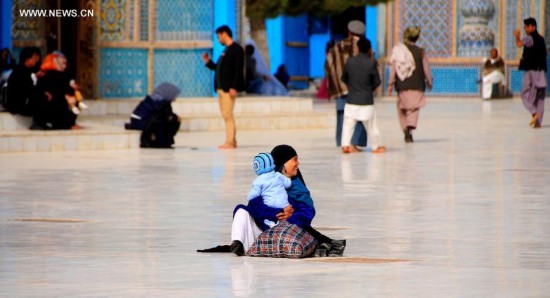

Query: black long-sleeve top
[[206, 42, 245, 92]]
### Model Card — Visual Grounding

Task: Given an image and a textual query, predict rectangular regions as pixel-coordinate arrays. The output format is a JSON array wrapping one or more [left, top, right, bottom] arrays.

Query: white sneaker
[[71, 106, 81, 115], [79, 102, 88, 109]]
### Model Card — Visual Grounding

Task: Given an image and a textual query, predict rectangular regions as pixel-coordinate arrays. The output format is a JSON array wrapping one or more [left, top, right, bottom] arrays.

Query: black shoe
[[404, 128, 413, 143], [230, 240, 245, 256], [328, 239, 346, 257]]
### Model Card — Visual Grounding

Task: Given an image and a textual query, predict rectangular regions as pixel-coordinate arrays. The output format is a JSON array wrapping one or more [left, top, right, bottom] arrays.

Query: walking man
[[202, 25, 245, 148], [514, 17, 547, 128], [388, 26, 433, 143], [341, 38, 385, 154], [325, 20, 368, 152]]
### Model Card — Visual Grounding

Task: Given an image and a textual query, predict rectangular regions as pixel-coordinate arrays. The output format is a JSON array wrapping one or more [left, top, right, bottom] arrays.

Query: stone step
[[0, 113, 33, 131], [78, 111, 335, 132], [0, 126, 140, 152], [84, 96, 313, 117]]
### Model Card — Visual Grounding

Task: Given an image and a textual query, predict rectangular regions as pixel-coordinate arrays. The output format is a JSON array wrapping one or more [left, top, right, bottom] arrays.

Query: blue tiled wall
[[510, 69, 524, 94], [384, 66, 481, 96], [429, 67, 479, 95], [99, 48, 148, 98], [153, 49, 212, 97]]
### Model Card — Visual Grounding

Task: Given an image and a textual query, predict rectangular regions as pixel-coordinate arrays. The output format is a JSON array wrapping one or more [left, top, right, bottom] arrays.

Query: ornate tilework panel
[[546, 0, 550, 47], [505, 0, 518, 60], [99, 0, 126, 42], [544, 0, 550, 47], [140, 0, 148, 41], [509, 68, 524, 93], [128, 0, 134, 40], [383, 65, 482, 95], [155, 0, 213, 41], [399, 0, 452, 58], [235, 0, 245, 43], [153, 49, 212, 97], [99, 48, 148, 98], [429, 67, 480, 95], [12, 0, 45, 41], [521, 0, 532, 19], [457, 0, 497, 57]]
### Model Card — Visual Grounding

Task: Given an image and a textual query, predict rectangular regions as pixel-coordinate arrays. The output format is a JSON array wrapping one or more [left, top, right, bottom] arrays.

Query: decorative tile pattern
[[153, 49, 212, 97], [383, 65, 482, 95], [235, 0, 244, 43], [99, 0, 126, 41], [139, 0, 148, 41], [399, 0, 452, 57], [457, 0, 496, 57], [521, 0, 532, 19], [505, 0, 518, 60], [428, 67, 480, 95], [509, 68, 524, 93], [99, 48, 148, 98], [154, 0, 212, 41], [128, 0, 134, 40], [11, 0, 45, 41], [546, 0, 550, 48]]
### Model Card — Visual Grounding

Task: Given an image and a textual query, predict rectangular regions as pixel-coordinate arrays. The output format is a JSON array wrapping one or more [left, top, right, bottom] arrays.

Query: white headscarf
[[390, 43, 416, 81]]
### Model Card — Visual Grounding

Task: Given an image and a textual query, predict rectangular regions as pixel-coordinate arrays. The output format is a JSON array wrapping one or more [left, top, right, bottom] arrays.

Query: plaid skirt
[[247, 221, 317, 258]]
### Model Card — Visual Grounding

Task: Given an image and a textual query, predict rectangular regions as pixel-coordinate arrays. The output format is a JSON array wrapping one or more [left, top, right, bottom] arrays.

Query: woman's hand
[[276, 205, 294, 221]]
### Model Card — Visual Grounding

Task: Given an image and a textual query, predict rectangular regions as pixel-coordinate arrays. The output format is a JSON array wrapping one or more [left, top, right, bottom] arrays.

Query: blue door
[[283, 15, 309, 89]]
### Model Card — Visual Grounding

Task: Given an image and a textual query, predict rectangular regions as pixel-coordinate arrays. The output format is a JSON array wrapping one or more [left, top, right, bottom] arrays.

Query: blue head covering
[[253, 153, 275, 175], [150, 82, 181, 102]]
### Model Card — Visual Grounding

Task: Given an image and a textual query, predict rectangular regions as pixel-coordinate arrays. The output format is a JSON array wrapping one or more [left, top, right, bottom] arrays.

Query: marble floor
[[1, 98, 549, 297]]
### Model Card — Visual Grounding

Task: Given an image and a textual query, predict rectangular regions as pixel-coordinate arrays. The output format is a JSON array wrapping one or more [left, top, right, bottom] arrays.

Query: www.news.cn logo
[[19, 9, 94, 18]]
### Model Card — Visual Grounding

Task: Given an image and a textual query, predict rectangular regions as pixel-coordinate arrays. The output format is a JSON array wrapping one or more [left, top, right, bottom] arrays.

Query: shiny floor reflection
[[1, 98, 549, 297]]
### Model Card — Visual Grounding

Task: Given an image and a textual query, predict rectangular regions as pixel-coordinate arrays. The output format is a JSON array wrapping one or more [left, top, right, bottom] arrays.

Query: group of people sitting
[[1, 47, 87, 130]]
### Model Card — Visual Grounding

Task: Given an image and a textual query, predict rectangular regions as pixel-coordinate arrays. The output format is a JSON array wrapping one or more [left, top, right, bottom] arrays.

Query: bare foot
[[530, 113, 539, 126], [342, 146, 362, 154], [218, 143, 237, 149], [372, 146, 386, 154], [71, 124, 82, 130]]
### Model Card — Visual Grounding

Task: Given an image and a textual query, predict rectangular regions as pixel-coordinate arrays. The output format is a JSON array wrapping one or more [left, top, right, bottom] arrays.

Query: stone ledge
[[0, 127, 140, 153], [84, 96, 314, 116]]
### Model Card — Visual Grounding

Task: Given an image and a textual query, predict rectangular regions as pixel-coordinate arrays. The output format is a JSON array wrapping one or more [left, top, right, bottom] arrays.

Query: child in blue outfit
[[247, 153, 292, 228]]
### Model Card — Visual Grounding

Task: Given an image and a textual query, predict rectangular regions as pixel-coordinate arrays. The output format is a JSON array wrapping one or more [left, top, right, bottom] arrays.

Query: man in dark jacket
[[4, 47, 42, 116], [341, 38, 385, 154], [202, 25, 245, 149], [514, 17, 547, 128]]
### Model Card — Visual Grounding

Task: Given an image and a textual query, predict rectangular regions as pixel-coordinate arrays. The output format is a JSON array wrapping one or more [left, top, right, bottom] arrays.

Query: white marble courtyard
[[1, 98, 549, 297]]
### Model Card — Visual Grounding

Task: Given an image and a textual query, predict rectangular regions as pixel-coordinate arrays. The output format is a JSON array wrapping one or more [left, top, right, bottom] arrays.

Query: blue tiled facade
[[510, 69, 524, 94], [99, 48, 148, 98], [429, 67, 479, 95], [153, 49, 212, 97], [381, 0, 548, 96], [96, 0, 219, 98]]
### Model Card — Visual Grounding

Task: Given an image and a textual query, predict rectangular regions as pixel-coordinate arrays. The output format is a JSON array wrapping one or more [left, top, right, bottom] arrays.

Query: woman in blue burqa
[[245, 40, 289, 96]]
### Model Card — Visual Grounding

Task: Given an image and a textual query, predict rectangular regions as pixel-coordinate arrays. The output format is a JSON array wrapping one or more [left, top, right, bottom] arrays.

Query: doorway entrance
[[45, 0, 97, 98]]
